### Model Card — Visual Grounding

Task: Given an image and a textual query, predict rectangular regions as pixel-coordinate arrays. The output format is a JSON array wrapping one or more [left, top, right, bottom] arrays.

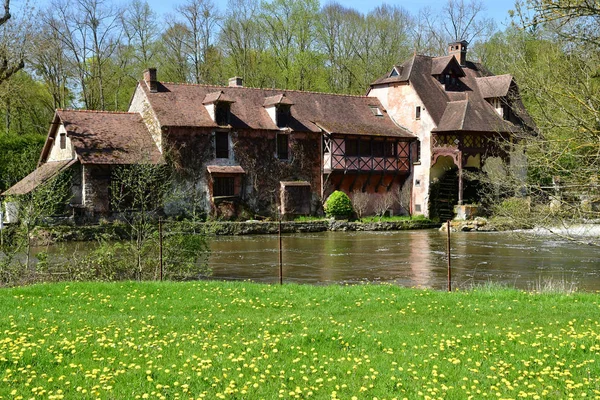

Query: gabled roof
[[370, 59, 414, 85], [202, 91, 235, 105], [476, 75, 513, 99], [433, 100, 518, 133], [370, 54, 524, 134], [263, 94, 294, 107], [2, 159, 76, 196], [431, 55, 466, 77], [139, 82, 414, 138], [51, 110, 164, 165]]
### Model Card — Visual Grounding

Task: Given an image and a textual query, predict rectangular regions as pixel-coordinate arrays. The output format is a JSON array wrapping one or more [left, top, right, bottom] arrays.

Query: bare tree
[[0, 0, 25, 85], [121, 0, 159, 66], [418, 0, 496, 56], [374, 191, 395, 220], [44, 0, 122, 110], [351, 190, 370, 220], [173, 0, 221, 84]]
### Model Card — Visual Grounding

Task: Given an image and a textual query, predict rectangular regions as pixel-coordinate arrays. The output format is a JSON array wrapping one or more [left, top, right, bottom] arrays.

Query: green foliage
[[324, 190, 353, 218], [0, 71, 55, 135], [0, 133, 46, 192]]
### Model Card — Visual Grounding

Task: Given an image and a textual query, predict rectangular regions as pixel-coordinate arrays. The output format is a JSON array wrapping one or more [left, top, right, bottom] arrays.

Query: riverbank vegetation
[[0, 281, 598, 398]]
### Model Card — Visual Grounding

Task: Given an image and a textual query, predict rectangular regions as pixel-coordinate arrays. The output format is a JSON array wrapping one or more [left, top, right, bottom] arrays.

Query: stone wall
[[165, 127, 322, 219]]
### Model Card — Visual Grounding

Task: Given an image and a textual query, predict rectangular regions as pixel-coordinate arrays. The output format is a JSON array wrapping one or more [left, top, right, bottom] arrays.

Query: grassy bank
[[1, 282, 599, 399]]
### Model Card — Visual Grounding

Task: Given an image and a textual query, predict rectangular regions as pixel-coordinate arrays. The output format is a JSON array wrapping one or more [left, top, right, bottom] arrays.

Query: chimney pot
[[143, 68, 158, 92], [229, 76, 243, 87], [448, 40, 468, 66]]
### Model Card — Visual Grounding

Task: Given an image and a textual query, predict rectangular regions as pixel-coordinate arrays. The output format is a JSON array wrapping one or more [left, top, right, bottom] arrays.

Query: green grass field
[[1, 282, 599, 399]]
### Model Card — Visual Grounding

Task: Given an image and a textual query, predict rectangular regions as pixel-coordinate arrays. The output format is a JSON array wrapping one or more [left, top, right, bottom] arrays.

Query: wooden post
[[278, 220, 283, 285], [0, 210, 3, 249], [159, 217, 163, 282], [447, 220, 451, 292]]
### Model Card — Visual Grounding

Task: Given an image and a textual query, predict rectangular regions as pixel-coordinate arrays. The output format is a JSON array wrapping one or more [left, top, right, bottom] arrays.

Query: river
[[209, 230, 600, 290]]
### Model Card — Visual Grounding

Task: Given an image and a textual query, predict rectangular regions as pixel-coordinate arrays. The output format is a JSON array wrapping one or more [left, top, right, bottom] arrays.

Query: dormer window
[[60, 133, 66, 149], [215, 102, 230, 126], [264, 94, 294, 129], [203, 91, 235, 126], [276, 105, 291, 128]]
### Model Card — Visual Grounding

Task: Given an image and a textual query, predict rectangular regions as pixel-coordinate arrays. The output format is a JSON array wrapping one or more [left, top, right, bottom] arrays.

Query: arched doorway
[[429, 155, 459, 220]]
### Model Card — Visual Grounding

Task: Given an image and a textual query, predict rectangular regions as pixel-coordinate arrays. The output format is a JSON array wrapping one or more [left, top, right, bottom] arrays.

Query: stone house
[[368, 41, 533, 219], [3, 41, 531, 221]]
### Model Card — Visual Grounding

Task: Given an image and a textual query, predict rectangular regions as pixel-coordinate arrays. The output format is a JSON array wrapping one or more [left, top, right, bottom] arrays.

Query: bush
[[324, 191, 353, 218]]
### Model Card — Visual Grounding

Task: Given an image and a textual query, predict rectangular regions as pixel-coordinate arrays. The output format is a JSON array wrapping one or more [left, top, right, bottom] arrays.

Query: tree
[[476, 5, 600, 245], [44, 0, 123, 110], [173, 0, 221, 84], [110, 163, 169, 279], [417, 0, 497, 56], [351, 190, 369, 220], [3, 170, 72, 273], [0, 0, 25, 85]]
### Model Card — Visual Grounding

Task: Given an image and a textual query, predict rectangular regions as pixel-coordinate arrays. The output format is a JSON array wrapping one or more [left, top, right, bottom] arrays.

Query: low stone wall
[[32, 219, 441, 243]]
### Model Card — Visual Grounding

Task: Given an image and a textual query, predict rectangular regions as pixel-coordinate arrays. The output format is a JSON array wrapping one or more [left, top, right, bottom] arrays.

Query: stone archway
[[429, 155, 459, 220]]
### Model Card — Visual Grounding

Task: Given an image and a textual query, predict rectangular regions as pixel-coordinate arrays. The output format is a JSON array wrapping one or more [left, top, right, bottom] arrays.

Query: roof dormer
[[203, 91, 235, 126], [263, 94, 294, 129]]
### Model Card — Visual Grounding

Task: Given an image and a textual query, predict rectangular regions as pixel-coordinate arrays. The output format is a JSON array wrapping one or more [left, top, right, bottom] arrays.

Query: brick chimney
[[228, 77, 243, 87], [143, 68, 158, 92], [448, 40, 468, 66]]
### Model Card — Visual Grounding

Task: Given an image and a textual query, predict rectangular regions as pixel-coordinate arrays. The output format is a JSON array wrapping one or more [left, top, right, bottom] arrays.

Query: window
[[370, 106, 383, 116], [359, 140, 371, 157], [384, 141, 396, 157], [277, 133, 289, 160], [215, 132, 229, 159], [416, 106, 421, 120], [372, 141, 384, 157], [415, 140, 421, 162], [215, 102, 230, 126], [213, 177, 235, 197], [345, 139, 358, 157], [60, 133, 66, 149], [276, 105, 291, 128], [502, 104, 512, 121]]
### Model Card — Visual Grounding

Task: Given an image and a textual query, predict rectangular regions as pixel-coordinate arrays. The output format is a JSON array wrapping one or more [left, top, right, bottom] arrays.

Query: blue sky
[[145, 0, 516, 28], [27, 0, 516, 29]]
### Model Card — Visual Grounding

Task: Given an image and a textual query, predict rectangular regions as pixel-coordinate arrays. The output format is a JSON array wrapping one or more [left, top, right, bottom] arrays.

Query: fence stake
[[447, 220, 451, 292], [279, 219, 283, 285], [159, 217, 163, 282]]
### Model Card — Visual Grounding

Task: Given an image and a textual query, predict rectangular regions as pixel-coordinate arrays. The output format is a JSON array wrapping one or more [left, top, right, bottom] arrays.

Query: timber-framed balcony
[[323, 134, 411, 173]]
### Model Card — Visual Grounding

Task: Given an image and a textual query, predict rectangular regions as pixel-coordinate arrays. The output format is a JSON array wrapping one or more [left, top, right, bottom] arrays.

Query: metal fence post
[[447, 220, 451, 292]]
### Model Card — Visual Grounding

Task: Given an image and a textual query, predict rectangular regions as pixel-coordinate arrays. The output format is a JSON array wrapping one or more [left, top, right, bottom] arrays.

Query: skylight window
[[370, 106, 383, 116]]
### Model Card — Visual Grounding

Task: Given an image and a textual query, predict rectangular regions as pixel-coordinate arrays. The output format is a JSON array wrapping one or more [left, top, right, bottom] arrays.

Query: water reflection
[[210, 231, 600, 290]]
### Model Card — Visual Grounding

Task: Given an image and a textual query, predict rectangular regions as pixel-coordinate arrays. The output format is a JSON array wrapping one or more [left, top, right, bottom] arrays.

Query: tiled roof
[[206, 165, 245, 174], [57, 110, 164, 164], [263, 94, 294, 107], [476, 75, 513, 99], [140, 82, 414, 138], [2, 159, 76, 196], [372, 55, 521, 134], [202, 91, 235, 104]]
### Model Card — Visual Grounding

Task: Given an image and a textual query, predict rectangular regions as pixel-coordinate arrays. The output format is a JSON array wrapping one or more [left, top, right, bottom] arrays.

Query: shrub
[[324, 191, 353, 218]]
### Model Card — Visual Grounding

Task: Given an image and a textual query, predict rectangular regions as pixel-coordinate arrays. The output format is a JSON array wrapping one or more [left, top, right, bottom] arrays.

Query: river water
[[209, 230, 600, 290]]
